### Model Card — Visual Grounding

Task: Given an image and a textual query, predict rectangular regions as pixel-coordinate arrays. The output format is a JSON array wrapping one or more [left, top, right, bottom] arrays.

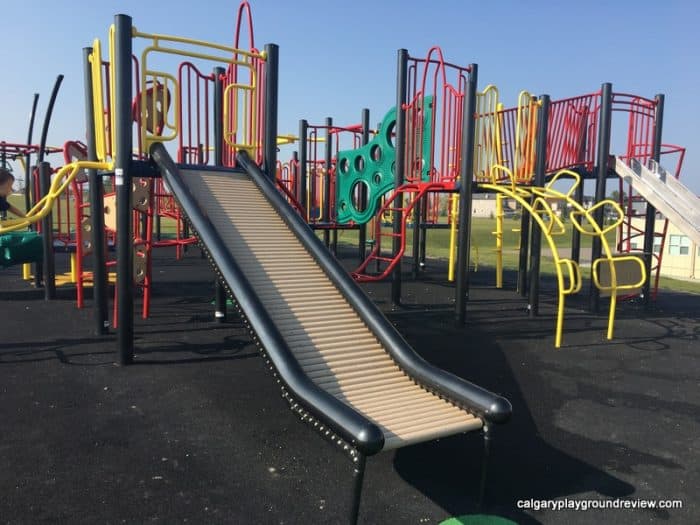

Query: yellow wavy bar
[[0, 161, 112, 234]]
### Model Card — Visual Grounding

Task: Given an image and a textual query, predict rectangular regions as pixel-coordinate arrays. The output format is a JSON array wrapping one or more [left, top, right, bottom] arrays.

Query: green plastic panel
[[335, 96, 433, 224], [0, 231, 43, 267]]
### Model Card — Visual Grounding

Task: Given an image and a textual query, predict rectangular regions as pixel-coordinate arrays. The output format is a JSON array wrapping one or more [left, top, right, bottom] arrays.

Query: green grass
[[333, 217, 700, 295], [8, 192, 699, 295]]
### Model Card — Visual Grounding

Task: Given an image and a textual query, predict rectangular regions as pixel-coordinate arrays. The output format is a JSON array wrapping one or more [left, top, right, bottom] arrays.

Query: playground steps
[[615, 157, 700, 246]]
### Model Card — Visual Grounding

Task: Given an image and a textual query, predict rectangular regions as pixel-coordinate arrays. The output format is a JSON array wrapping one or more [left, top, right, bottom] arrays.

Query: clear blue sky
[[1, 0, 698, 191]]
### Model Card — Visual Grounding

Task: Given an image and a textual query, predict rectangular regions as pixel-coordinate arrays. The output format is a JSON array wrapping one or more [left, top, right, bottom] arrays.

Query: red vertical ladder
[[352, 183, 449, 282]]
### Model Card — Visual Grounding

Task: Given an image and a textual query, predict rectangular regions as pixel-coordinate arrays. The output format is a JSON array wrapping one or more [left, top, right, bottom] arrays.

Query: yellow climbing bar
[[570, 199, 646, 340], [494, 193, 503, 288], [0, 160, 112, 234], [480, 165, 582, 348]]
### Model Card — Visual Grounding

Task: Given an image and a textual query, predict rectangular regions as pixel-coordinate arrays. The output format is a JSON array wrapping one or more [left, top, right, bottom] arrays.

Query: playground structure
[[1, 2, 696, 522], [267, 47, 688, 347], [48, 10, 512, 522], [293, 53, 688, 346]]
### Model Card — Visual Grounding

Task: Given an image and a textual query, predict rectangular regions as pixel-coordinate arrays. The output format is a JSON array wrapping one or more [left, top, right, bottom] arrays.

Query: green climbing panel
[[335, 96, 433, 224], [0, 231, 43, 268]]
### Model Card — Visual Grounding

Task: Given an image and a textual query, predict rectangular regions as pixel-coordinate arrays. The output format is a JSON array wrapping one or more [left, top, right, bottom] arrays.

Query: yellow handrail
[[132, 28, 266, 60], [131, 28, 266, 155], [95, 23, 267, 162], [0, 160, 113, 234], [474, 84, 502, 182], [513, 91, 540, 184], [90, 39, 108, 162], [109, 25, 117, 157]]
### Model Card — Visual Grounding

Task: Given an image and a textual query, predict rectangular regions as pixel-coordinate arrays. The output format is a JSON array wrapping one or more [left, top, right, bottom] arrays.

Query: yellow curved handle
[[558, 258, 582, 294], [570, 198, 624, 237], [544, 169, 581, 199]]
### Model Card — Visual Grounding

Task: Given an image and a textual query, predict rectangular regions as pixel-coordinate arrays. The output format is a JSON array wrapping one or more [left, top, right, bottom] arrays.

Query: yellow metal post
[[22, 263, 31, 280], [494, 193, 503, 288], [70, 252, 77, 283], [448, 193, 458, 282]]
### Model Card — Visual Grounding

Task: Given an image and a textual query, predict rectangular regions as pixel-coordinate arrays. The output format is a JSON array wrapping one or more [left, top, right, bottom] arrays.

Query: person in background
[[0, 167, 26, 219]]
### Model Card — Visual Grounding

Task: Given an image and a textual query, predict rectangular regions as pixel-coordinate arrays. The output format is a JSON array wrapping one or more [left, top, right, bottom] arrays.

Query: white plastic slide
[[615, 157, 700, 246]]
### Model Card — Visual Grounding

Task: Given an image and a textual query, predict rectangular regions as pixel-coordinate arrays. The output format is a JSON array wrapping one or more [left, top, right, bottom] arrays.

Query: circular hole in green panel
[[354, 155, 365, 173], [385, 121, 396, 148], [339, 157, 349, 174], [340, 201, 347, 211], [370, 144, 382, 162], [373, 172, 382, 185], [350, 180, 369, 213]]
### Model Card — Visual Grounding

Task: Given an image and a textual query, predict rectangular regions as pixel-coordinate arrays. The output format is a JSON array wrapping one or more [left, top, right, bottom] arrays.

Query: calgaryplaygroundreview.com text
[[517, 498, 684, 512]]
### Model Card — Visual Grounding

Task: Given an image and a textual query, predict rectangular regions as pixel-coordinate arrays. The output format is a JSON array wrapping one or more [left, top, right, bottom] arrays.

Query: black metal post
[[39, 162, 56, 300], [642, 94, 664, 308], [24, 93, 39, 213], [35, 74, 63, 289], [455, 64, 478, 324], [213, 66, 228, 323], [298, 119, 308, 216], [589, 83, 613, 313], [392, 49, 409, 306], [115, 14, 134, 365], [478, 424, 492, 510], [419, 197, 428, 267], [323, 117, 333, 248], [516, 213, 530, 296], [570, 179, 584, 265], [412, 192, 422, 279], [83, 47, 109, 335], [359, 108, 370, 262], [349, 454, 366, 525], [570, 114, 589, 265], [263, 43, 279, 178], [36, 75, 63, 166], [291, 150, 299, 204], [528, 95, 550, 317]]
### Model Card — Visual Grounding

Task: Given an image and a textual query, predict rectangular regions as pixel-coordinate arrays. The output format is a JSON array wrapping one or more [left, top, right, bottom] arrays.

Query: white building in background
[[624, 218, 700, 280], [471, 194, 519, 218]]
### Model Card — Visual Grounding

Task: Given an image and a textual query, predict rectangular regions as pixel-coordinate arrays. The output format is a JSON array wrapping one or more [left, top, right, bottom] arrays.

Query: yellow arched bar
[[480, 165, 582, 348], [0, 160, 113, 234]]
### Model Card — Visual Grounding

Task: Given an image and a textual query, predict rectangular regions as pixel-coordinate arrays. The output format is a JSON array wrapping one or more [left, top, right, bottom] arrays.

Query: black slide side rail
[[151, 143, 385, 455], [235, 149, 511, 424]]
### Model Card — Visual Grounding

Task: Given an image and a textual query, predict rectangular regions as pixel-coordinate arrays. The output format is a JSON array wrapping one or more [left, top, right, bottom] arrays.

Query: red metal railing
[[546, 92, 600, 173], [177, 62, 214, 164], [405, 47, 469, 186], [300, 123, 364, 223]]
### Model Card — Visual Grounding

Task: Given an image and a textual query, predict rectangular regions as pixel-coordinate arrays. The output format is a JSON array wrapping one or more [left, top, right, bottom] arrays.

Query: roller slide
[[150, 143, 510, 456], [615, 157, 700, 246]]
